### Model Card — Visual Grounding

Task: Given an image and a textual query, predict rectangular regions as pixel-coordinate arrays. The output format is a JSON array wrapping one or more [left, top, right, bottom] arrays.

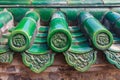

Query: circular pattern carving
[[51, 33, 67, 48], [12, 34, 26, 48], [96, 33, 110, 46]]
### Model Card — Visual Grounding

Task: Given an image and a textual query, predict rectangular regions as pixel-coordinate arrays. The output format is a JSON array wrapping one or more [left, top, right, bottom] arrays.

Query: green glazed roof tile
[[71, 32, 83, 38], [47, 11, 72, 53], [26, 44, 49, 54], [69, 26, 80, 32], [64, 50, 97, 72], [22, 25, 54, 73], [105, 50, 120, 69], [79, 12, 113, 50], [32, 0, 54, 4], [36, 33, 48, 38], [0, 0, 31, 5], [65, 26, 97, 72], [104, 11, 120, 70], [72, 37, 87, 44], [34, 37, 47, 44], [67, 0, 103, 5], [61, 8, 79, 21], [65, 25, 97, 72], [69, 42, 93, 54], [1, 0, 120, 5], [22, 52, 55, 73], [8, 12, 38, 52], [7, 8, 30, 22], [26, 26, 49, 55], [32, 0, 67, 4], [25, 11, 40, 22], [86, 8, 109, 20], [39, 26, 49, 33], [0, 8, 119, 73], [68, 26, 94, 54], [0, 51, 13, 63], [35, 8, 56, 22]]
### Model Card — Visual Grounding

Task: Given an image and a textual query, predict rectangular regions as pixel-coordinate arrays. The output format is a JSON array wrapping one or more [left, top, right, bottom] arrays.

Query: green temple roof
[[0, 0, 120, 74], [0, 0, 120, 6]]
